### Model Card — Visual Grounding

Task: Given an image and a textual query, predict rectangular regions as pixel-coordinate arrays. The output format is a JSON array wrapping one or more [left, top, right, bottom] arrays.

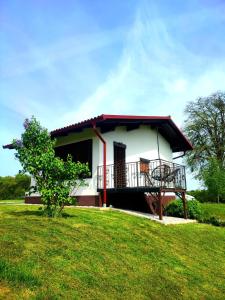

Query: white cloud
[[1, 27, 125, 79], [58, 1, 225, 130]]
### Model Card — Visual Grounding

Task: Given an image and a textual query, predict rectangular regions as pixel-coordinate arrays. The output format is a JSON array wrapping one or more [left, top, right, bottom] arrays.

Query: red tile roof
[[3, 114, 193, 152], [51, 114, 171, 135]]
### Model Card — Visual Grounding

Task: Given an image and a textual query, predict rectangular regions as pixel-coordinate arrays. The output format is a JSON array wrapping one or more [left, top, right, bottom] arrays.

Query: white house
[[4, 114, 193, 219]]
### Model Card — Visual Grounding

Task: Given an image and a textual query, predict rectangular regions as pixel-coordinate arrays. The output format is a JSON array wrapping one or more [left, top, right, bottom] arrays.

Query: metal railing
[[97, 159, 186, 190]]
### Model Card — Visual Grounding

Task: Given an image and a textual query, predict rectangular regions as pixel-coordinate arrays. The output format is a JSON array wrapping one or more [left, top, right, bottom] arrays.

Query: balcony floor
[[97, 187, 186, 193]]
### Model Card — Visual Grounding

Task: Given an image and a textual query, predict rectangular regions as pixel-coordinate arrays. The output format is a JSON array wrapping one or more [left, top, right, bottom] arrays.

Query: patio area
[[113, 208, 197, 225]]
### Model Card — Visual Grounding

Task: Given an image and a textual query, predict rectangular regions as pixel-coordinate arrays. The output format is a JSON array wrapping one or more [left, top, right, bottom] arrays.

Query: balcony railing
[[97, 159, 186, 190]]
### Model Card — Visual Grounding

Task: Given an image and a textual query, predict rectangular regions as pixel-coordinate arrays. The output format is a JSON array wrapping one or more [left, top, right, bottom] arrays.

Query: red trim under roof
[[102, 114, 171, 120], [51, 114, 171, 134], [3, 114, 193, 151]]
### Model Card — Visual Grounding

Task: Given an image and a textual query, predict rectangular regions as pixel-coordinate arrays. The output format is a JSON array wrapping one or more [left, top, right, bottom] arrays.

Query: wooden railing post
[[184, 166, 187, 190], [136, 162, 139, 187], [159, 159, 162, 188], [182, 191, 187, 219], [173, 162, 176, 189], [97, 166, 99, 189], [159, 191, 163, 220]]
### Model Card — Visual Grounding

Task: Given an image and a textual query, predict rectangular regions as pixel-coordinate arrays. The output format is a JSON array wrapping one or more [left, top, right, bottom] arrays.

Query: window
[[55, 139, 92, 177]]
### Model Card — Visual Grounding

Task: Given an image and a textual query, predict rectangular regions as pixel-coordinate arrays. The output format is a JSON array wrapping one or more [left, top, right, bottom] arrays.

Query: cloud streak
[[59, 0, 225, 129], [1, 27, 125, 78]]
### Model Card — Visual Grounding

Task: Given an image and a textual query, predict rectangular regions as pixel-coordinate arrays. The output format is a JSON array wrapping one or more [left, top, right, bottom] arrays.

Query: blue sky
[[1, 0, 225, 189]]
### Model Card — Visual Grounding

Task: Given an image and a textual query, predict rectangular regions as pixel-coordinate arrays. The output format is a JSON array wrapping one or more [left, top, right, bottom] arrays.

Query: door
[[114, 142, 126, 188]]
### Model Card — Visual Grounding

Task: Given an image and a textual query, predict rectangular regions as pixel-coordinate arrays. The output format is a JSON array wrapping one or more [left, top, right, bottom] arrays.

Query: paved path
[[113, 208, 197, 225]]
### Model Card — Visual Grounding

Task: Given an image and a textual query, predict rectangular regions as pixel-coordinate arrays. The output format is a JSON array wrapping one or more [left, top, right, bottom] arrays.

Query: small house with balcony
[[3, 114, 193, 220]]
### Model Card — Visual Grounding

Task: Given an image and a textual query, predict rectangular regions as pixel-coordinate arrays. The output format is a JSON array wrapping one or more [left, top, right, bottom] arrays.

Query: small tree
[[202, 158, 225, 203], [13, 117, 89, 217]]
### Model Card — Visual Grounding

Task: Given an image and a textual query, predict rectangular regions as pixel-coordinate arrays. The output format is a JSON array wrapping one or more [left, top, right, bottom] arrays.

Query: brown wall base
[[25, 195, 100, 206], [158, 195, 175, 206], [25, 194, 176, 210]]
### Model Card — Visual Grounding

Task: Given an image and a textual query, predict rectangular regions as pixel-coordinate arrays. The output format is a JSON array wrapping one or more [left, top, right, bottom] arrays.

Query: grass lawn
[[200, 203, 225, 221], [0, 205, 225, 300], [0, 199, 24, 204]]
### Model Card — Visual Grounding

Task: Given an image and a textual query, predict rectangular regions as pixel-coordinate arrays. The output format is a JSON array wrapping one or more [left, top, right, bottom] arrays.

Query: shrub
[[165, 199, 184, 218], [198, 216, 225, 227], [187, 200, 202, 219], [165, 199, 202, 219], [166, 199, 225, 226]]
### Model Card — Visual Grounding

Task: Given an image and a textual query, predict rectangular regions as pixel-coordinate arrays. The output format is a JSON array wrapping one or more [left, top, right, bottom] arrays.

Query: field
[[0, 204, 225, 299], [0, 199, 24, 204]]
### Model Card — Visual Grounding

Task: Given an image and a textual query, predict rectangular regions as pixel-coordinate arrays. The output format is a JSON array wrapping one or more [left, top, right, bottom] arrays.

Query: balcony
[[97, 159, 186, 192]]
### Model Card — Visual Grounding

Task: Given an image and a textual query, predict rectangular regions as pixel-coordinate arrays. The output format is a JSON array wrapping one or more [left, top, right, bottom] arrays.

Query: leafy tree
[[187, 189, 214, 203], [202, 158, 225, 203], [13, 117, 89, 217], [0, 174, 30, 200], [184, 91, 225, 179]]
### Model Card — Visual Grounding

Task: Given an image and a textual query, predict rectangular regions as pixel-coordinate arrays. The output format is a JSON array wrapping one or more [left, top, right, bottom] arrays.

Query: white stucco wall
[[30, 125, 173, 197], [100, 125, 172, 165], [96, 126, 173, 191], [58, 125, 173, 195]]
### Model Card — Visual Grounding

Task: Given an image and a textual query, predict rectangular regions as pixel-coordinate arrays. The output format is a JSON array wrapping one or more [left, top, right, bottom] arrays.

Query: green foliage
[[199, 203, 225, 226], [0, 174, 30, 200], [13, 117, 89, 217], [165, 199, 184, 218], [201, 203, 225, 221], [198, 216, 225, 227], [166, 200, 225, 226], [187, 189, 215, 203], [187, 199, 202, 219], [184, 91, 225, 179], [165, 199, 202, 219], [202, 158, 225, 203]]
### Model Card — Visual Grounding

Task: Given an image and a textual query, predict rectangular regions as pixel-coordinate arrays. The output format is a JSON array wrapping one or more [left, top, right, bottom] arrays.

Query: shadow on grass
[[6, 210, 77, 219]]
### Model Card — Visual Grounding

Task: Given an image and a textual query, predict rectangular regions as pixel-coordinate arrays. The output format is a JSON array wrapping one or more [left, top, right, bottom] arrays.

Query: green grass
[[0, 205, 225, 299], [0, 199, 24, 204], [201, 203, 225, 221]]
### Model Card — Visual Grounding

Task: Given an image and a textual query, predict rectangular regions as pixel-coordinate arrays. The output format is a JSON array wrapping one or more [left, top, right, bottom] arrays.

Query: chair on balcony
[[140, 158, 153, 187], [151, 164, 180, 187]]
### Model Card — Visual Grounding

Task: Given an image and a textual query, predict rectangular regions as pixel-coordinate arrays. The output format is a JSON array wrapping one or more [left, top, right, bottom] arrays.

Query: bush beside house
[[165, 199, 202, 219], [165, 199, 225, 227]]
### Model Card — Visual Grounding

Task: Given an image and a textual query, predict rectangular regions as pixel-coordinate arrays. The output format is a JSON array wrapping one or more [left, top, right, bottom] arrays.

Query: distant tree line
[[0, 174, 31, 200], [187, 189, 225, 203]]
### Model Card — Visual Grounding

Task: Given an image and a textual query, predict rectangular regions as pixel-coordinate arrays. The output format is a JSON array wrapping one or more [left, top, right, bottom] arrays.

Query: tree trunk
[[217, 194, 220, 204]]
